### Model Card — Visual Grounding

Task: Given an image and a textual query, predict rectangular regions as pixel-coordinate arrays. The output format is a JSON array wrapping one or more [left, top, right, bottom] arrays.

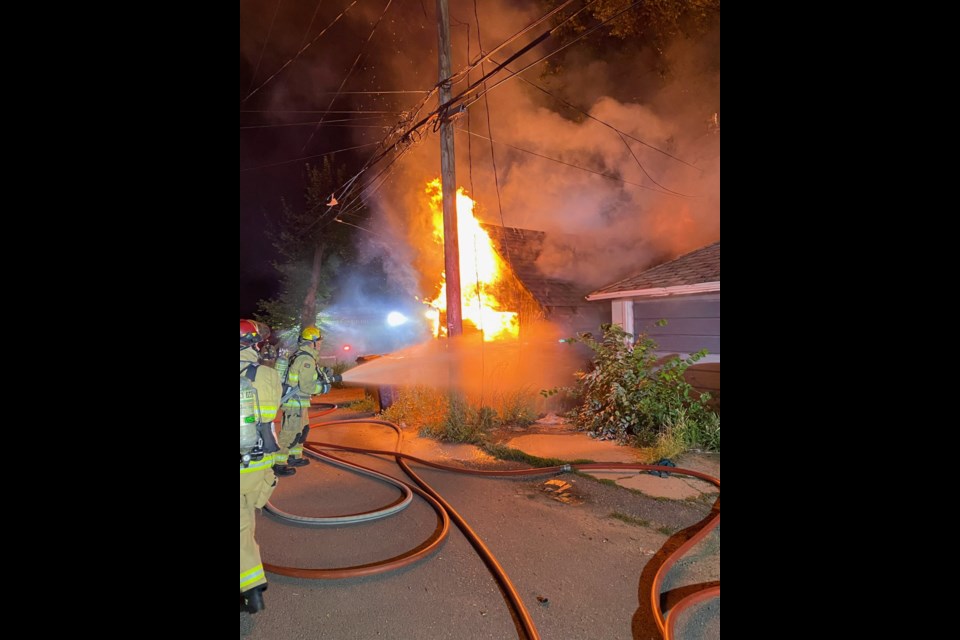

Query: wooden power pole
[[436, 0, 463, 337]]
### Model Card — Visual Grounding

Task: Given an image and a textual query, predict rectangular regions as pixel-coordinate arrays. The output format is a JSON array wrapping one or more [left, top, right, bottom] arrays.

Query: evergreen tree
[[255, 157, 365, 334]]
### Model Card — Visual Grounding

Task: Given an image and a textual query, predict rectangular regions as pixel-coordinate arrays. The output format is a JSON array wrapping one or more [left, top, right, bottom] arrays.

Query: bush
[[420, 392, 496, 444], [344, 392, 378, 414], [651, 405, 721, 459], [380, 387, 508, 444], [565, 323, 719, 451], [494, 388, 538, 426], [381, 386, 449, 432], [689, 410, 720, 452]]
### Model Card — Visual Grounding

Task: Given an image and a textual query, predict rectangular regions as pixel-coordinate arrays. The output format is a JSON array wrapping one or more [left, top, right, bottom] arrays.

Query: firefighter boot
[[287, 456, 310, 467], [272, 464, 296, 477], [242, 585, 267, 614]]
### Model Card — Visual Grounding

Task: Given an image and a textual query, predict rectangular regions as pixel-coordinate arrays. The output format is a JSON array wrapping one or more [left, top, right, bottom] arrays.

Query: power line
[[245, 0, 284, 97], [444, 0, 597, 110], [331, 134, 429, 230], [301, 144, 409, 235], [314, 0, 591, 207], [448, 0, 582, 88], [463, 0, 645, 109], [614, 129, 692, 196], [252, 90, 431, 96], [457, 128, 692, 196], [333, 217, 386, 237], [296, 0, 325, 52], [320, 106, 431, 217], [305, 0, 656, 237], [301, 0, 395, 153], [468, 0, 487, 405], [240, 118, 400, 131], [240, 109, 406, 114], [464, 19, 475, 194], [473, 0, 507, 233], [241, 0, 361, 104], [506, 70, 701, 172], [241, 121, 397, 131], [325, 0, 598, 197], [335, 207, 369, 219], [322, 0, 684, 212], [239, 141, 381, 172], [333, 147, 409, 220]]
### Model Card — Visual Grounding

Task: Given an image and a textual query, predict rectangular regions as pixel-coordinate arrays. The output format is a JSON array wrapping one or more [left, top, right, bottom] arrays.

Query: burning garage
[[418, 178, 606, 344]]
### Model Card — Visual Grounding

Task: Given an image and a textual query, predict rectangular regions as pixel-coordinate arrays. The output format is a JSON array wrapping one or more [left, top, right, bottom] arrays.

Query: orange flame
[[424, 178, 519, 341]]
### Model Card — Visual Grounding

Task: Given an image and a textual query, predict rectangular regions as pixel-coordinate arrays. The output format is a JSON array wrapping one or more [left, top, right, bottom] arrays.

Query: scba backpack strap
[[290, 350, 332, 394], [288, 350, 311, 378]]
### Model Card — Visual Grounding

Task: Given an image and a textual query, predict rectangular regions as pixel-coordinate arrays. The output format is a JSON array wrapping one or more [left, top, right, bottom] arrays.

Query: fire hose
[[264, 405, 415, 525], [262, 417, 720, 640]]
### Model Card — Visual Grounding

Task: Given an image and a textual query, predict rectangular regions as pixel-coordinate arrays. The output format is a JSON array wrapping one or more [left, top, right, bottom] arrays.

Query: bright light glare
[[386, 311, 407, 327]]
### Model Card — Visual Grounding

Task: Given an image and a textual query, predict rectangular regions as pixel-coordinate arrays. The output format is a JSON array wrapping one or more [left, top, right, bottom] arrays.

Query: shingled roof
[[587, 241, 720, 300], [480, 223, 592, 307]]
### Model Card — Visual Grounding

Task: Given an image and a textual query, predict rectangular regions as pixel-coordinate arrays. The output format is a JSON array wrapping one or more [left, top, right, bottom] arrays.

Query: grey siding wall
[[631, 293, 720, 408], [686, 362, 720, 410], [548, 303, 610, 338], [632, 294, 720, 356]]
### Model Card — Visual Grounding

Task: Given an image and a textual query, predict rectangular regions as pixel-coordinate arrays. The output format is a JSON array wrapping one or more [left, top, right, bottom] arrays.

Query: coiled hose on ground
[[262, 416, 719, 640]]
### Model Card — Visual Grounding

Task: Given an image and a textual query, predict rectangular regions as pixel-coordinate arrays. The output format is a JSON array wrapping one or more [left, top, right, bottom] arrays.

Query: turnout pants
[[276, 399, 309, 464], [240, 461, 277, 592]]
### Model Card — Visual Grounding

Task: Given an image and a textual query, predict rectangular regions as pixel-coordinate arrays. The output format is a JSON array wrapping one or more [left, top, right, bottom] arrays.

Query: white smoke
[[353, 0, 720, 293], [241, 0, 719, 298]]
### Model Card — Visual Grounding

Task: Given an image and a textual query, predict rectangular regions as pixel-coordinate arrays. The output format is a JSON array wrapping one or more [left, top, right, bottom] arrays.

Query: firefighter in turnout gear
[[240, 319, 282, 614], [274, 325, 333, 475]]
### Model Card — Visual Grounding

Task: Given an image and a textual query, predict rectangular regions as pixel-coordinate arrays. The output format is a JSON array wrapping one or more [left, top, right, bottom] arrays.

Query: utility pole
[[437, 0, 463, 337]]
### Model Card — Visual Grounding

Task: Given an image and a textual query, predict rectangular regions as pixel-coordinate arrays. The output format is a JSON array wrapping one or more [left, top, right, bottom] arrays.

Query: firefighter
[[274, 325, 334, 475], [240, 319, 282, 614]]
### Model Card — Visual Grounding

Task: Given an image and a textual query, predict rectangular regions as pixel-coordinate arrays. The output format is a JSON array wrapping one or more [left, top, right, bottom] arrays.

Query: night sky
[[240, 0, 446, 317], [240, 0, 720, 319]]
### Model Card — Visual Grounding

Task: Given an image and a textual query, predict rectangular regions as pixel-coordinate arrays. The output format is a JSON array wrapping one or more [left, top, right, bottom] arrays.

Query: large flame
[[424, 178, 519, 341]]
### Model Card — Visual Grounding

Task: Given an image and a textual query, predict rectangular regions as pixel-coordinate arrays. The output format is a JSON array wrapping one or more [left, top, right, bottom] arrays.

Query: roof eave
[[586, 281, 720, 301]]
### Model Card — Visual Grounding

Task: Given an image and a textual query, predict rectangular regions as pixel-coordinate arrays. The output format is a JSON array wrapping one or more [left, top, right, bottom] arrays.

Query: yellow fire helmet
[[300, 325, 322, 342]]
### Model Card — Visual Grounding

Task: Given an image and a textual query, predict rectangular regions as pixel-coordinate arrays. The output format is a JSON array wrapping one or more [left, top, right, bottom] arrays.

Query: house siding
[[548, 304, 609, 338], [632, 294, 720, 356], [631, 293, 720, 407]]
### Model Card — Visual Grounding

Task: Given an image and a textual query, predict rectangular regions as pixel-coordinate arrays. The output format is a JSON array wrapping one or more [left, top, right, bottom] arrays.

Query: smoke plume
[[350, 0, 720, 293]]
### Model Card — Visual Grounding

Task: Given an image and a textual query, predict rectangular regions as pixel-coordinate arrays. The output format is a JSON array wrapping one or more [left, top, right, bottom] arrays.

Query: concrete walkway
[[312, 388, 720, 501], [502, 429, 719, 499]]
